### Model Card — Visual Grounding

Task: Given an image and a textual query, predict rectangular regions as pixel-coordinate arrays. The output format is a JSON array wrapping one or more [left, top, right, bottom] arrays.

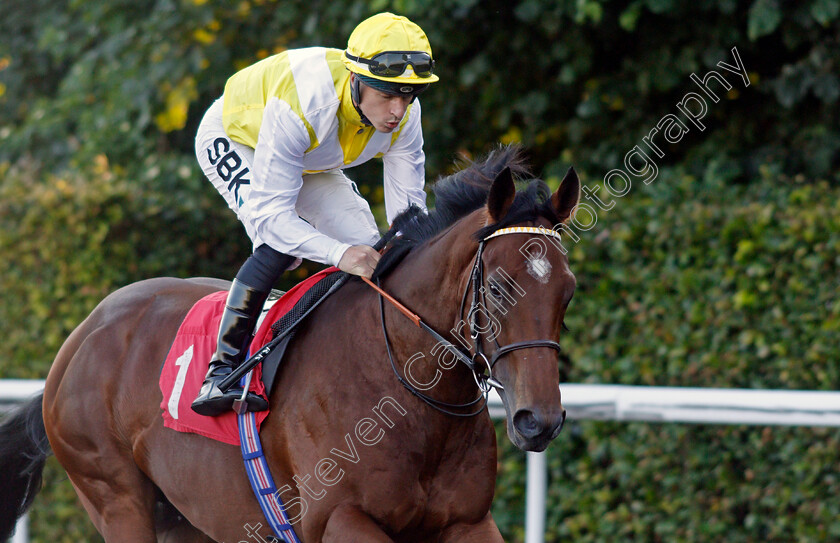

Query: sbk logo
[[207, 137, 250, 206]]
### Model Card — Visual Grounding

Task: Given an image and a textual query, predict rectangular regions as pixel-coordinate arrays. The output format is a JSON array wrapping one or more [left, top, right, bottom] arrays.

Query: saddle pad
[[159, 268, 339, 445]]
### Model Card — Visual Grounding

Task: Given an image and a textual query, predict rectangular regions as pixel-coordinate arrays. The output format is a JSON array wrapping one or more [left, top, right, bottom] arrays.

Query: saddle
[[159, 268, 344, 444]]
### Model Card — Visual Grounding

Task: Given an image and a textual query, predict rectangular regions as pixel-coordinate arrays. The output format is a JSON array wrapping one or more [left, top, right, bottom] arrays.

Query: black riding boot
[[191, 279, 271, 416]]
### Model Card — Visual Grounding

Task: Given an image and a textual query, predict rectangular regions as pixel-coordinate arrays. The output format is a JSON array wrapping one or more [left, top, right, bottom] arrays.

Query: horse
[[0, 145, 580, 542]]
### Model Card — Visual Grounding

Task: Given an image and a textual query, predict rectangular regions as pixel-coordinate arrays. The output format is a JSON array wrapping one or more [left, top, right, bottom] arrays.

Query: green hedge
[[565, 170, 839, 390]]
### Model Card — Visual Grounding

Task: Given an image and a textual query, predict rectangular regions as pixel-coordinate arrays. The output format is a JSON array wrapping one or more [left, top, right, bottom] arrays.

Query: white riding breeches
[[195, 97, 381, 266]]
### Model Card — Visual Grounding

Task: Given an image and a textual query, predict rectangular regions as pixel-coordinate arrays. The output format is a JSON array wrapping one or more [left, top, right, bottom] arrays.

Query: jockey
[[191, 13, 439, 416]]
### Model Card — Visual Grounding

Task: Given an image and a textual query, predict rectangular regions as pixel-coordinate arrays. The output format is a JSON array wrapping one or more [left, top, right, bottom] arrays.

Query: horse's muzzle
[[512, 407, 566, 450]]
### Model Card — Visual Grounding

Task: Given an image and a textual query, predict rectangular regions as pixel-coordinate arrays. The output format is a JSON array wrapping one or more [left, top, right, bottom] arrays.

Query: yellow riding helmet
[[342, 12, 440, 84]]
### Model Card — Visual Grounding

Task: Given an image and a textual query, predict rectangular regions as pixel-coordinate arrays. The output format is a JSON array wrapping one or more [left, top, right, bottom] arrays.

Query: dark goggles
[[346, 51, 435, 78]]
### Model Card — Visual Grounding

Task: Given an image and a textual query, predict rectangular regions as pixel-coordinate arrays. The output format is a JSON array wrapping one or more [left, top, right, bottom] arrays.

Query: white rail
[[0, 379, 45, 408], [4, 380, 840, 543]]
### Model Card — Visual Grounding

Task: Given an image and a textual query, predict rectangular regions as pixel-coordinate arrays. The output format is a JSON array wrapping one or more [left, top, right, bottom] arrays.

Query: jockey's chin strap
[[365, 225, 566, 417]]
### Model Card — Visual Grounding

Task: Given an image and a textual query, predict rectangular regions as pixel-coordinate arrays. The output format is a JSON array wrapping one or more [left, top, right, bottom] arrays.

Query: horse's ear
[[551, 167, 580, 223], [487, 166, 516, 222]]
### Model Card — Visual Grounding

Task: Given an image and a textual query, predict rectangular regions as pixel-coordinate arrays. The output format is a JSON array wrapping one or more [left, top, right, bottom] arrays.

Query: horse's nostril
[[513, 409, 542, 439], [551, 408, 567, 438]]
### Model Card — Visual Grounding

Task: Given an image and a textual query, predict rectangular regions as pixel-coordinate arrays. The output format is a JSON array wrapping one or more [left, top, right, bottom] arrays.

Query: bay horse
[[0, 146, 580, 542]]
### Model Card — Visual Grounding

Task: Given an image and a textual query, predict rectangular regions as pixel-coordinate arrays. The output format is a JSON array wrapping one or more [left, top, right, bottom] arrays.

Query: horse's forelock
[[473, 179, 561, 241]]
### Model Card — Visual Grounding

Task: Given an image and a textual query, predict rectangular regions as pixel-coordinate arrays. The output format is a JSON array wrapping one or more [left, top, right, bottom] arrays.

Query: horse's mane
[[372, 144, 562, 279]]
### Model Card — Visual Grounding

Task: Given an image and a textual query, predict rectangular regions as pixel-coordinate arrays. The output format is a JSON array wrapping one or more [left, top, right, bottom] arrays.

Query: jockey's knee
[[236, 245, 296, 291]]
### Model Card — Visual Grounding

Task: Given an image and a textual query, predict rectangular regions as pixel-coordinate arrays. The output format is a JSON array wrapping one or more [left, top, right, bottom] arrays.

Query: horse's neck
[[377, 218, 482, 403], [386, 218, 478, 334]]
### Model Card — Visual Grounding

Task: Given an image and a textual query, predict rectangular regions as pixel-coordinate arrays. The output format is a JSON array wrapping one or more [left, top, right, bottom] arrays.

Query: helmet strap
[[351, 75, 373, 127]]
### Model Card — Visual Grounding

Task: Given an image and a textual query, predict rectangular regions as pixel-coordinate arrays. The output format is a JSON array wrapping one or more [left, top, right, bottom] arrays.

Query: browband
[[482, 226, 565, 242]]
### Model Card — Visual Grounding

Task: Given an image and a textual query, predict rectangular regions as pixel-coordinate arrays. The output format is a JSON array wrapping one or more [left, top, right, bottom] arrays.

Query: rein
[[367, 226, 566, 417]]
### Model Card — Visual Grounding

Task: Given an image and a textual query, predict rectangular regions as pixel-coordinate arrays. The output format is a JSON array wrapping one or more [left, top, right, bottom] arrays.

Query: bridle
[[368, 225, 566, 417]]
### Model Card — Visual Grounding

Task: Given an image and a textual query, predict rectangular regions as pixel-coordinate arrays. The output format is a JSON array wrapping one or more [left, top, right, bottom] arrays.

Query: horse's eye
[[488, 281, 503, 300]]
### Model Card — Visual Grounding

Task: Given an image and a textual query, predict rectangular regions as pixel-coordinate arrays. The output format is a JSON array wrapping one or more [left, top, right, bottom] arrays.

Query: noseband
[[372, 226, 566, 417]]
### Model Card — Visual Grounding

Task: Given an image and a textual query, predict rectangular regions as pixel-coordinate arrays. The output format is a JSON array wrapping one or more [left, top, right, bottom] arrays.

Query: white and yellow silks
[[220, 47, 427, 266]]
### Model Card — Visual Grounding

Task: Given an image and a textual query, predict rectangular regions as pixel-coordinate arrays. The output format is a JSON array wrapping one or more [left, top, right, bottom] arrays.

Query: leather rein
[[364, 226, 566, 417]]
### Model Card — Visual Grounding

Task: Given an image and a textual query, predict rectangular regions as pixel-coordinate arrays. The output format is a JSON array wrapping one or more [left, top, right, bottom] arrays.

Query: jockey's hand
[[338, 245, 381, 278]]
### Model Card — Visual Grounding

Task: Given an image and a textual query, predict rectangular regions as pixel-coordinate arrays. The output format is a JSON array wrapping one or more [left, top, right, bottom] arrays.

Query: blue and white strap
[[237, 373, 301, 543]]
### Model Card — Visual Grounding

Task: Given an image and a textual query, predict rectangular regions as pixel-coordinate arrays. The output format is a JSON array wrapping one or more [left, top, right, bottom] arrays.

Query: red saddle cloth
[[159, 268, 338, 445]]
